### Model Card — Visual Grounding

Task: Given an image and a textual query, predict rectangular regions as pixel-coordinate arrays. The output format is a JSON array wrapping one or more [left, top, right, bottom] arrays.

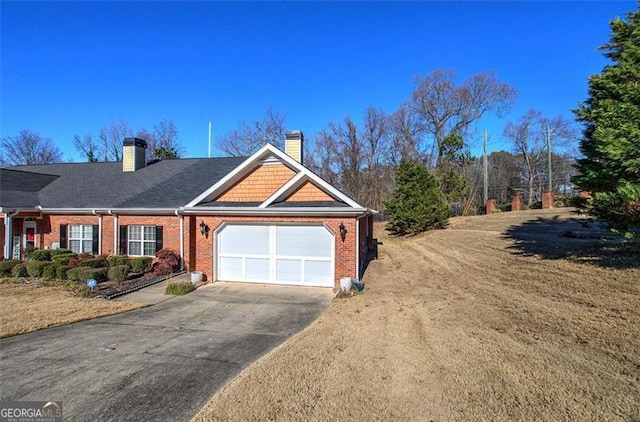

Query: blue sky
[[1, 1, 636, 162]]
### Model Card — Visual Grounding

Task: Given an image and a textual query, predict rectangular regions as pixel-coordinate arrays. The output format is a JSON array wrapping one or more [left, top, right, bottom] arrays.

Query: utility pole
[[483, 130, 488, 205], [546, 125, 552, 193]]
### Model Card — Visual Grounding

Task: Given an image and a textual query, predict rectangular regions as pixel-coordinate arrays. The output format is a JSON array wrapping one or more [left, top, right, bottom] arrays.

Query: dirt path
[[194, 209, 640, 421]]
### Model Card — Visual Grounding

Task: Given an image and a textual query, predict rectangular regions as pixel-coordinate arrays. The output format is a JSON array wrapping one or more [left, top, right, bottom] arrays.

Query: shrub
[[108, 265, 130, 284], [130, 257, 152, 273], [53, 255, 76, 266], [23, 246, 36, 260], [51, 248, 74, 257], [12, 263, 28, 278], [165, 281, 194, 296], [69, 253, 93, 268], [153, 249, 181, 276], [30, 249, 52, 261], [26, 261, 51, 277], [107, 255, 130, 267], [67, 267, 108, 283], [63, 282, 94, 298], [42, 263, 58, 280], [79, 258, 109, 268], [0, 260, 21, 277], [56, 264, 71, 281]]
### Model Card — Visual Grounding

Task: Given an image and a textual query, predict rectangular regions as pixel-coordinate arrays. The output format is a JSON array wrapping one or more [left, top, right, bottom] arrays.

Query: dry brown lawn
[[0, 281, 146, 338], [194, 209, 640, 422]]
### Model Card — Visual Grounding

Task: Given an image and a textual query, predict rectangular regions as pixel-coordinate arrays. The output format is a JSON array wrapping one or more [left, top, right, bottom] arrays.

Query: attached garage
[[216, 224, 335, 287]]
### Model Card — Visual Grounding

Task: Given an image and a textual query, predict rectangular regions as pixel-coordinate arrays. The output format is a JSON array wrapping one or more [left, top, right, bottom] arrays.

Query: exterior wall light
[[339, 222, 347, 242], [200, 221, 210, 238]]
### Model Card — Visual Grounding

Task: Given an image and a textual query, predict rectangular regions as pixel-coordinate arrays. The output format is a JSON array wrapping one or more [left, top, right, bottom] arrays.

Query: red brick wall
[[511, 195, 522, 212], [117, 215, 182, 257], [193, 215, 358, 290], [27, 211, 361, 290], [542, 191, 554, 209], [43, 215, 100, 252], [486, 199, 497, 214]]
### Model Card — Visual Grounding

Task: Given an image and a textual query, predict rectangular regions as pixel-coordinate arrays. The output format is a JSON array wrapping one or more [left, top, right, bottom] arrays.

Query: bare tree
[[410, 69, 517, 166], [98, 120, 133, 161], [503, 110, 576, 205], [216, 106, 286, 156], [74, 119, 185, 162], [1, 130, 63, 166], [386, 104, 423, 166], [137, 118, 185, 159], [73, 134, 100, 162]]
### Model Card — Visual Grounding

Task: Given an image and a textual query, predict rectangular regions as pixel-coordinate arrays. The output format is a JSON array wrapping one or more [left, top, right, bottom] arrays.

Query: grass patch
[[0, 281, 146, 338]]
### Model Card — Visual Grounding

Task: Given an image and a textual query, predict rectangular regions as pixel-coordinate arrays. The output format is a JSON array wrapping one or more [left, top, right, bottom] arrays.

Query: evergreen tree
[[384, 158, 450, 235], [574, 5, 640, 236]]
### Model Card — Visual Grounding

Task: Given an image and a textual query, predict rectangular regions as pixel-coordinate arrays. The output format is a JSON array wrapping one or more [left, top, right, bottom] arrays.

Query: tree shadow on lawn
[[502, 215, 640, 269]]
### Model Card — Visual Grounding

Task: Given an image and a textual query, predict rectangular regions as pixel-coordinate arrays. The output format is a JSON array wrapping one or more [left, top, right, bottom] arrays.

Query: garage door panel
[[275, 226, 332, 258], [275, 259, 302, 283], [246, 258, 270, 281], [219, 256, 243, 280], [305, 260, 332, 285], [220, 225, 270, 255]]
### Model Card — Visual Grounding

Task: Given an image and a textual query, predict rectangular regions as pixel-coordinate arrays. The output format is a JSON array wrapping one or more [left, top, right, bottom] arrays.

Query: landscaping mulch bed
[[96, 271, 185, 300]]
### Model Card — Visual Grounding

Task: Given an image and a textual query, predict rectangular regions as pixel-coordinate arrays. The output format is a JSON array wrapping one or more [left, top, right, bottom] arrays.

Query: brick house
[[0, 132, 376, 289]]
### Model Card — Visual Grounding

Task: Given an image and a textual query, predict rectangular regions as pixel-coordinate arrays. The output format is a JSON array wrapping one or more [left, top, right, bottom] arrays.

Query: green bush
[[42, 263, 58, 280], [107, 255, 130, 267], [67, 267, 108, 283], [130, 257, 152, 273], [56, 264, 71, 281], [53, 255, 75, 266], [68, 253, 93, 268], [165, 281, 195, 296], [51, 248, 74, 257], [108, 265, 130, 284], [78, 258, 109, 268], [0, 260, 21, 277], [26, 261, 51, 277], [12, 263, 28, 278], [30, 249, 52, 261]]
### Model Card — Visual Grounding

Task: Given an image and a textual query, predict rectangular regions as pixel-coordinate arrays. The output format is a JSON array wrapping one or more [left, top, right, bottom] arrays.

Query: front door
[[23, 220, 36, 252]]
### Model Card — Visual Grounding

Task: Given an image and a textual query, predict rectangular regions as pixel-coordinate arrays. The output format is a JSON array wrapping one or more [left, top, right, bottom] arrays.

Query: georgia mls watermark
[[0, 401, 62, 422]]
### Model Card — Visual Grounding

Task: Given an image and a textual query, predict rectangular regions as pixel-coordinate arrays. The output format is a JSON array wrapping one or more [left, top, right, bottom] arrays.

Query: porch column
[[3, 214, 11, 260]]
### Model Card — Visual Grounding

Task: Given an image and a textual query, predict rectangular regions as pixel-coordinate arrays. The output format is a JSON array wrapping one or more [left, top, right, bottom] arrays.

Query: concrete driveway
[[0, 283, 333, 421]]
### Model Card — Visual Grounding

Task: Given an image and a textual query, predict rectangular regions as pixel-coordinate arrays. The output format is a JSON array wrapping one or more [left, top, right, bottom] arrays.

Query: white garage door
[[216, 224, 334, 287]]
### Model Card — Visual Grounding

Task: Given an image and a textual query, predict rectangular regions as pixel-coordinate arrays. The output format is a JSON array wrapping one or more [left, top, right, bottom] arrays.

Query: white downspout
[[3, 213, 11, 260], [355, 216, 360, 280], [92, 210, 102, 255], [176, 210, 184, 271], [109, 211, 118, 255]]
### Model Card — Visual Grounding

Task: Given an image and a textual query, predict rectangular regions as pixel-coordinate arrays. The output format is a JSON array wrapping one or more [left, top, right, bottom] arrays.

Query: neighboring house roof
[[0, 169, 59, 208], [2, 157, 245, 209]]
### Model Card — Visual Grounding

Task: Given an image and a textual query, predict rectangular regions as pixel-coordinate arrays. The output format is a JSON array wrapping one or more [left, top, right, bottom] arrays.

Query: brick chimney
[[285, 130, 304, 164], [122, 138, 147, 172]]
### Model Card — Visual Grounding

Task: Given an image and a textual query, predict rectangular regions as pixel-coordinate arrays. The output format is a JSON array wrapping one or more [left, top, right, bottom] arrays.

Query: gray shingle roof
[[2, 157, 246, 209]]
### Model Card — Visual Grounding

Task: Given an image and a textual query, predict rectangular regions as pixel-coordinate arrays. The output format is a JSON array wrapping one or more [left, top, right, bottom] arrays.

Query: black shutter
[[119, 225, 128, 255], [60, 225, 67, 249], [92, 225, 99, 255], [155, 226, 163, 252]]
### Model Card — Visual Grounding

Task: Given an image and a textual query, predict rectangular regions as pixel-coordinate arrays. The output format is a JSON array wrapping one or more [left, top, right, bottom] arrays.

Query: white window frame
[[128, 225, 156, 257], [68, 224, 93, 254]]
